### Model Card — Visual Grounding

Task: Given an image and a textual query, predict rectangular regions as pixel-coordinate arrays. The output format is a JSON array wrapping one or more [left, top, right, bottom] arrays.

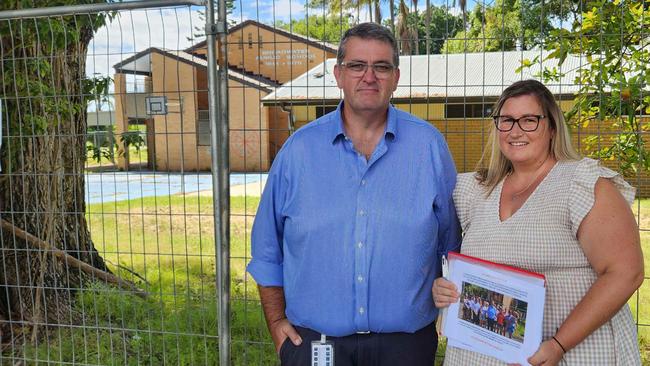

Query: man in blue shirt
[[247, 22, 460, 365], [487, 301, 498, 332]]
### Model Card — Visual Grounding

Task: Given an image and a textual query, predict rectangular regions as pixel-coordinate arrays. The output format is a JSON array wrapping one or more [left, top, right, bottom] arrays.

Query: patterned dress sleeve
[[569, 158, 636, 237], [453, 172, 482, 233]]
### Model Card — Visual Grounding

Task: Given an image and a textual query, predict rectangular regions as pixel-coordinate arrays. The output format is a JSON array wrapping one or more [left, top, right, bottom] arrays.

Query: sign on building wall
[[255, 48, 315, 67]]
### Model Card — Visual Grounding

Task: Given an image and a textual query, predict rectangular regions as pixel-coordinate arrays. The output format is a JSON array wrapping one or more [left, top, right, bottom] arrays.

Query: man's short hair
[[336, 23, 399, 67]]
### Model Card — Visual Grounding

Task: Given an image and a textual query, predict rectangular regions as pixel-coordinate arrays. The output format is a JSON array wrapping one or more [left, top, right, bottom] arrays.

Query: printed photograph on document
[[457, 281, 527, 344], [442, 252, 545, 364]]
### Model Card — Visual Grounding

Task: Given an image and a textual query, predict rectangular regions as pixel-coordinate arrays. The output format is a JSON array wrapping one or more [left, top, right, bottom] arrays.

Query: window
[[445, 103, 493, 119], [316, 106, 337, 118], [248, 33, 253, 49], [197, 110, 210, 146]]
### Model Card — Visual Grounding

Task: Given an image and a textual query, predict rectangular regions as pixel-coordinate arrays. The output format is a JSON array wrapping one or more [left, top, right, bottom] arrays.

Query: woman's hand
[[432, 277, 459, 308], [527, 339, 564, 366]]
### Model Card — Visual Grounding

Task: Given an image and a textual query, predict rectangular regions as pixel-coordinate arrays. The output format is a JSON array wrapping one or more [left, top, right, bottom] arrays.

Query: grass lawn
[[13, 193, 650, 365]]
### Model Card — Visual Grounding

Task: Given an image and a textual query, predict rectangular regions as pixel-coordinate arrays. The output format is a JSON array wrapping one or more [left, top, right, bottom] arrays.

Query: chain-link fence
[[0, 0, 648, 365]]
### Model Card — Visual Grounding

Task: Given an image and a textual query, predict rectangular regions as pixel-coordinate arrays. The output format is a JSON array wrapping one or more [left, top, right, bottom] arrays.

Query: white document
[[442, 252, 546, 365]]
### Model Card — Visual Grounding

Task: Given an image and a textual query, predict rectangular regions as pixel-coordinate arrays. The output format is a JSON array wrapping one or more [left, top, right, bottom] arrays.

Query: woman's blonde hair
[[476, 80, 580, 195]]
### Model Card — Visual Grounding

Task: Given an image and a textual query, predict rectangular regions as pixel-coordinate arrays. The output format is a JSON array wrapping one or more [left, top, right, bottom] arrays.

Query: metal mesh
[[0, 0, 647, 365]]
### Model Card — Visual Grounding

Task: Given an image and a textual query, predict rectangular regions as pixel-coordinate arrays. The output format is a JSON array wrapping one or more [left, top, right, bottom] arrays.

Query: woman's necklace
[[507, 154, 551, 201]]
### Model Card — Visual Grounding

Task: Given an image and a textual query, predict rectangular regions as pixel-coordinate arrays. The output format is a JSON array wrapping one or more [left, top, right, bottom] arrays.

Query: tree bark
[[0, 12, 108, 334]]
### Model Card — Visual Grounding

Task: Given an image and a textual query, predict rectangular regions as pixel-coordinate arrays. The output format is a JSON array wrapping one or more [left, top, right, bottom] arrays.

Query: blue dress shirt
[[247, 102, 461, 337]]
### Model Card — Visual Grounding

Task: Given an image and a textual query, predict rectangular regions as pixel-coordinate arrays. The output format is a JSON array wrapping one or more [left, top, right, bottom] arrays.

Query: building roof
[[113, 47, 278, 92], [261, 50, 587, 105], [185, 19, 339, 55]]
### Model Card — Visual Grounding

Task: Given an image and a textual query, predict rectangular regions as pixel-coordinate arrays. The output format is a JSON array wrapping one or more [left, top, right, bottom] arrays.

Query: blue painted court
[[85, 172, 267, 204]]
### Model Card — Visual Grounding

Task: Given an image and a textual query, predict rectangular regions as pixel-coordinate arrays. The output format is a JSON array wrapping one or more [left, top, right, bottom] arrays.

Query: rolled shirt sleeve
[[247, 147, 289, 287]]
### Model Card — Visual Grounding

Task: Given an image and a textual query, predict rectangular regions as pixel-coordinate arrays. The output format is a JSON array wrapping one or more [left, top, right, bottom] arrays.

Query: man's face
[[334, 37, 400, 115]]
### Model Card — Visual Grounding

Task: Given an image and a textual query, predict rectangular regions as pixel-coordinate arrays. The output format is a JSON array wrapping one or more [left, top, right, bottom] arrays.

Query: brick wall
[[291, 103, 650, 197]]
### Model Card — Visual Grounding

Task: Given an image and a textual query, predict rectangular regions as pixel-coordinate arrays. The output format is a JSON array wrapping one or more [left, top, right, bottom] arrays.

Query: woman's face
[[497, 94, 554, 167]]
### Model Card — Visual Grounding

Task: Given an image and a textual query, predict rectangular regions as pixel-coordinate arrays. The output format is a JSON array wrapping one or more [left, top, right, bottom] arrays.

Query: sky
[[84, 0, 469, 110], [87, 6, 204, 79], [86, 0, 468, 78]]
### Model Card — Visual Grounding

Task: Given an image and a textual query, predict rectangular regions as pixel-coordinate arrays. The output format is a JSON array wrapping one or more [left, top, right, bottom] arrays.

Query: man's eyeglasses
[[339, 61, 396, 79], [493, 115, 546, 132]]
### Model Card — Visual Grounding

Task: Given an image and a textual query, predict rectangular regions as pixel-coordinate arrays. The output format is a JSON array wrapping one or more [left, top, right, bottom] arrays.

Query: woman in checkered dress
[[432, 80, 643, 365]]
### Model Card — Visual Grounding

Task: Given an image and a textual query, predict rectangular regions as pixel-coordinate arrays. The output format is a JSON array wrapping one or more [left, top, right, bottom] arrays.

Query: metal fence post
[[206, 0, 231, 364]]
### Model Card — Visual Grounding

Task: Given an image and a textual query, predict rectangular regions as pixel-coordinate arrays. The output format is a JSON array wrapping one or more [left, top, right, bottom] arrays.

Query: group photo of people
[[457, 282, 527, 343]]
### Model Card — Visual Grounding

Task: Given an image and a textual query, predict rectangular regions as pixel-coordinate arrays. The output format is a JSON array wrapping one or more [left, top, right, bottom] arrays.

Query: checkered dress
[[444, 158, 641, 366]]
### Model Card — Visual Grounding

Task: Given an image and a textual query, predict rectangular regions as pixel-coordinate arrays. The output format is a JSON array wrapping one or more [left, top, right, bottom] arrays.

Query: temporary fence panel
[[0, 0, 648, 365], [227, 0, 650, 364], [0, 0, 236, 365]]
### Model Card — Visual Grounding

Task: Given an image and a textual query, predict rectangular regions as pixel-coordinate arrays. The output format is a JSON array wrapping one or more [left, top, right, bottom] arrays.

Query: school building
[[262, 50, 649, 193], [111, 22, 647, 193], [112, 19, 337, 171]]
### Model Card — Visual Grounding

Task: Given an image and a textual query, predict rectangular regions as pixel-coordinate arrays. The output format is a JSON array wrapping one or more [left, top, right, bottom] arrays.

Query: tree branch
[[0, 219, 147, 299]]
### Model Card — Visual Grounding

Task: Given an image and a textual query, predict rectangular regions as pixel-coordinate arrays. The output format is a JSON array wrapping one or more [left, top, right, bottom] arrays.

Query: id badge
[[311, 334, 334, 366]]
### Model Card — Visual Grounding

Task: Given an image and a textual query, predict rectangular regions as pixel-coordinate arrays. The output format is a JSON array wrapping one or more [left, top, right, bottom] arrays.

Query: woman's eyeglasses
[[493, 115, 546, 132]]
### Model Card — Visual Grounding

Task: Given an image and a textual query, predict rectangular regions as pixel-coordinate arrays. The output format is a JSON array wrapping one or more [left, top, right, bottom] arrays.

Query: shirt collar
[[329, 101, 398, 144], [329, 102, 346, 143]]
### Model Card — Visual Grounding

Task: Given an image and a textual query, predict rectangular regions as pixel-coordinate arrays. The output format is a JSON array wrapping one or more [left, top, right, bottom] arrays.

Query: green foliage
[[527, 0, 650, 174], [120, 129, 146, 153], [394, 4, 464, 54], [443, 0, 558, 53], [307, 0, 383, 24], [0, 1, 112, 172], [86, 140, 114, 163], [84, 75, 115, 163], [84, 75, 113, 108], [276, 14, 354, 43], [190, 2, 236, 42]]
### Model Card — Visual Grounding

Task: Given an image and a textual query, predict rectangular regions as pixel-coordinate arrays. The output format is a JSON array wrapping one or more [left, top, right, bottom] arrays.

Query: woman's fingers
[[432, 278, 460, 307]]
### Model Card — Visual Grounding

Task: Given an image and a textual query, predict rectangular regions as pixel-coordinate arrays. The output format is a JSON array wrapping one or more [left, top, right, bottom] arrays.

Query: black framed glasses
[[493, 115, 546, 132], [339, 61, 396, 79]]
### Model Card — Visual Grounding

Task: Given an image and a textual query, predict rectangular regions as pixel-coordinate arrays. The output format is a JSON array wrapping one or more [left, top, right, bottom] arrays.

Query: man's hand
[[257, 285, 303, 355], [526, 339, 564, 366], [269, 318, 302, 354]]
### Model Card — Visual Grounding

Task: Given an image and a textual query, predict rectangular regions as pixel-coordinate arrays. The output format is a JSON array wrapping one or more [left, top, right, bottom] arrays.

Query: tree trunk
[[389, 0, 396, 35], [374, 0, 381, 24], [0, 11, 108, 338], [425, 0, 431, 54]]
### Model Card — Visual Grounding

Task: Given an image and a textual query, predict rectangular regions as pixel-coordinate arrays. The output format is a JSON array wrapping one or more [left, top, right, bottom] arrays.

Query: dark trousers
[[487, 319, 495, 331], [279, 322, 437, 366]]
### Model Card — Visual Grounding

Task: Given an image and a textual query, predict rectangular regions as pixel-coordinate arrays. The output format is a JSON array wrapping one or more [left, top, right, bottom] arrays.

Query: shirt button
[[359, 209, 366, 216], [357, 241, 364, 248], [357, 275, 364, 282], [359, 307, 365, 314], [360, 179, 366, 186]]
